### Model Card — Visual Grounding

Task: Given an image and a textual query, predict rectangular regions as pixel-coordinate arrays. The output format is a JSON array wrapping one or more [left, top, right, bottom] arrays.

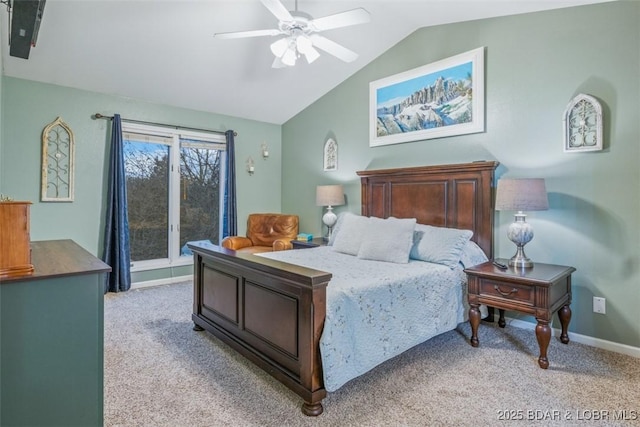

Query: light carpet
[[104, 282, 640, 427]]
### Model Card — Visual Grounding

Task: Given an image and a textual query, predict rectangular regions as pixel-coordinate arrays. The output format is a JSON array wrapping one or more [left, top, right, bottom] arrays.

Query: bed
[[188, 161, 498, 416]]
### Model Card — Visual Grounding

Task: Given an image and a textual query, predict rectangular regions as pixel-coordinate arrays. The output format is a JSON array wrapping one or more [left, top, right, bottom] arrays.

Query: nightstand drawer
[[479, 279, 534, 305]]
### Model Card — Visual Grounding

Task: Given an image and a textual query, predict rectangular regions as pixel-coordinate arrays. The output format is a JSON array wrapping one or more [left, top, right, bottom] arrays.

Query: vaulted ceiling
[[0, 0, 611, 124]]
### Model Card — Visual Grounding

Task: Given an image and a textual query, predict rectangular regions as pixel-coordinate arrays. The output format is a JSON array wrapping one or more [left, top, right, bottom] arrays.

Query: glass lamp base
[[507, 213, 535, 268], [322, 206, 337, 240]]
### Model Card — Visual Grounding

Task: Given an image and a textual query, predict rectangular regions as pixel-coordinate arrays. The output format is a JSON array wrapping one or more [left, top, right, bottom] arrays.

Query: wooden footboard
[[188, 242, 332, 416]]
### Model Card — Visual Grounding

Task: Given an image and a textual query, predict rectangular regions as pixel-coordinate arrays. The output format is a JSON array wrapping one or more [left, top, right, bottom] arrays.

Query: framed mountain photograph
[[369, 47, 485, 147]]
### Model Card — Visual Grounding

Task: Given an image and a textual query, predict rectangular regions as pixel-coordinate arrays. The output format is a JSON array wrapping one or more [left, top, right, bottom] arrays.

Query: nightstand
[[290, 237, 327, 249], [464, 260, 576, 369]]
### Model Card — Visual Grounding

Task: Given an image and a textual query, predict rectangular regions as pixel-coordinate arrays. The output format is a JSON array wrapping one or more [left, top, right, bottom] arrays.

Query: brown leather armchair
[[221, 213, 299, 254]]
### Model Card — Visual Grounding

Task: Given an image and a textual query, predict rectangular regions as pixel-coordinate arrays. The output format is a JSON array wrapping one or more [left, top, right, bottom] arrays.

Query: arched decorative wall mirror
[[41, 117, 75, 202], [563, 93, 603, 153], [323, 137, 337, 171]]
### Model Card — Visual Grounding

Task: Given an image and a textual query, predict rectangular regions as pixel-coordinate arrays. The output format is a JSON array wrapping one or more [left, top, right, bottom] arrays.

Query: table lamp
[[316, 184, 345, 240], [495, 178, 549, 268]]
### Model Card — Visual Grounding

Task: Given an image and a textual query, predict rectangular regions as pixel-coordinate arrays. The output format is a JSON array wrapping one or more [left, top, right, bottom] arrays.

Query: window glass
[[124, 139, 170, 262], [179, 139, 222, 255], [122, 125, 225, 268]]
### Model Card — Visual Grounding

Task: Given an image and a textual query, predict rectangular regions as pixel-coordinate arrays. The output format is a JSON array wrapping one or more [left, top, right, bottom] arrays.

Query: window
[[122, 122, 226, 270]]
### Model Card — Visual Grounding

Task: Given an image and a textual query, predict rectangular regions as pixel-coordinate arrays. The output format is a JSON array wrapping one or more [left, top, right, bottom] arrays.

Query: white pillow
[[459, 240, 489, 268], [409, 224, 473, 268], [327, 211, 349, 246], [331, 213, 371, 255], [357, 217, 416, 263]]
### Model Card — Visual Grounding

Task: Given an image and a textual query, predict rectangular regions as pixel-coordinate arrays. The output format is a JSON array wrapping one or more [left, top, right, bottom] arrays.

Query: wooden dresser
[[0, 240, 111, 427], [0, 201, 34, 279]]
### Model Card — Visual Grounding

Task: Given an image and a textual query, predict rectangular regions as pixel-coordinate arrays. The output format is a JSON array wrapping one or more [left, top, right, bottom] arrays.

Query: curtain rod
[[92, 113, 237, 137]]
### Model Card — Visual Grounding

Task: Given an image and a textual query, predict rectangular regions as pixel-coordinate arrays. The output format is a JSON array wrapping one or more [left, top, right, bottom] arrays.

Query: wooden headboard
[[357, 161, 499, 259]]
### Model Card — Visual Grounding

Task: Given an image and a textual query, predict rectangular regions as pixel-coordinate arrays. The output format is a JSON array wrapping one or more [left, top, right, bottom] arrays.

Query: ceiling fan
[[214, 0, 371, 68]]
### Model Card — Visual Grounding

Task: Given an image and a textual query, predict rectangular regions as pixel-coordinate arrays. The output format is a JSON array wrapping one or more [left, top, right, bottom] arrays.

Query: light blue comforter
[[259, 246, 478, 392]]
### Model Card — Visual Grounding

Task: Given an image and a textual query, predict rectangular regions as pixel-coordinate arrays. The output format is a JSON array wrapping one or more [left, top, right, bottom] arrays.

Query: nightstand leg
[[558, 304, 571, 344], [535, 320, 551, 369], [498, 309, 506, 328], [469, 304, 481, 347], [484, 306, 495, 322]]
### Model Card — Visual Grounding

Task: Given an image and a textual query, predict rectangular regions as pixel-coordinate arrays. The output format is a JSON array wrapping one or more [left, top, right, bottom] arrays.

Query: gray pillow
[[459, 240, 489, 268], [331, 213, 371, 255], [409, 224, 473, 268], [357, 217, 417, 263]]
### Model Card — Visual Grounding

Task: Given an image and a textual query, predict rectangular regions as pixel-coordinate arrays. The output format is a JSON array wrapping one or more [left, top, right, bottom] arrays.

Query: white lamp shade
[[316, 184, 345, 207], [272, 56, 286, 68], [270, 38, 289, 57], [495, 178, 548, 211], [303, 46, 320, 64], [296, 35, 313, 54], [281, 47, 297, 66]]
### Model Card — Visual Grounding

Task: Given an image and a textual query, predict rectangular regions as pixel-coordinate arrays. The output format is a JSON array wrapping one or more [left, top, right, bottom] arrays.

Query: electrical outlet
[[593, 297, 606, 314]]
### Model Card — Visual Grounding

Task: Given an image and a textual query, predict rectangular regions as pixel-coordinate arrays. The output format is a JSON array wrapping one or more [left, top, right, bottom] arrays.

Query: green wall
[[282, 2, 640, 348], [0, 42, 3, 426], [0, 77, 282, 261], [0, 49, 3, 189]]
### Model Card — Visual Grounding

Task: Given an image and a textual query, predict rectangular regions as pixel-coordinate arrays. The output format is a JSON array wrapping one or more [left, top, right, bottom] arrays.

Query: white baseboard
[[506, 317, 640, 359], [131, 275, 193, 290]]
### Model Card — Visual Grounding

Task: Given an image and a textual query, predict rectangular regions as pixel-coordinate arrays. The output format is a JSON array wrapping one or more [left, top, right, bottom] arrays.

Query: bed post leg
[[301, 401, 323, 416]]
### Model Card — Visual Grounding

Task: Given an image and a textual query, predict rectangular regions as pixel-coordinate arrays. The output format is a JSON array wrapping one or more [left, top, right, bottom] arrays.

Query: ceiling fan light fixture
[[270, 38, 289, 57], [219, 0, 370, 68], [272, 56, 286, 68], [281, 46, 297, 66], [303, 46, 320, 64], [295, 34, 313, 54]]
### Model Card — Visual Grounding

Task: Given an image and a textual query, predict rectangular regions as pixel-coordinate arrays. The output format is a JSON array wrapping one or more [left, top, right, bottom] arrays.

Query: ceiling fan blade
[[310, 8, 371, 32], [214, 29, 282, 39], [309, 34, 358, 63], [260, 0, 294, 22]]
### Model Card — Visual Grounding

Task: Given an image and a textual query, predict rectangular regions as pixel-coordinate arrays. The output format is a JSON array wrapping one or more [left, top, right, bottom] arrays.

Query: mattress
[[258, 246, 472, 391]]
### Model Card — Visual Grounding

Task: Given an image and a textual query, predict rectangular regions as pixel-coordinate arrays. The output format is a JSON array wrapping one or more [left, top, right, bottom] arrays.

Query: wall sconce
[[261, 142, 269, 159], [246, 156, 255, 175]]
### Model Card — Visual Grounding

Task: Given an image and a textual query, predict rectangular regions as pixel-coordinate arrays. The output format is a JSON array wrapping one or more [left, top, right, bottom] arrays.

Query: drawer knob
[[494, 285, 519, 297]]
